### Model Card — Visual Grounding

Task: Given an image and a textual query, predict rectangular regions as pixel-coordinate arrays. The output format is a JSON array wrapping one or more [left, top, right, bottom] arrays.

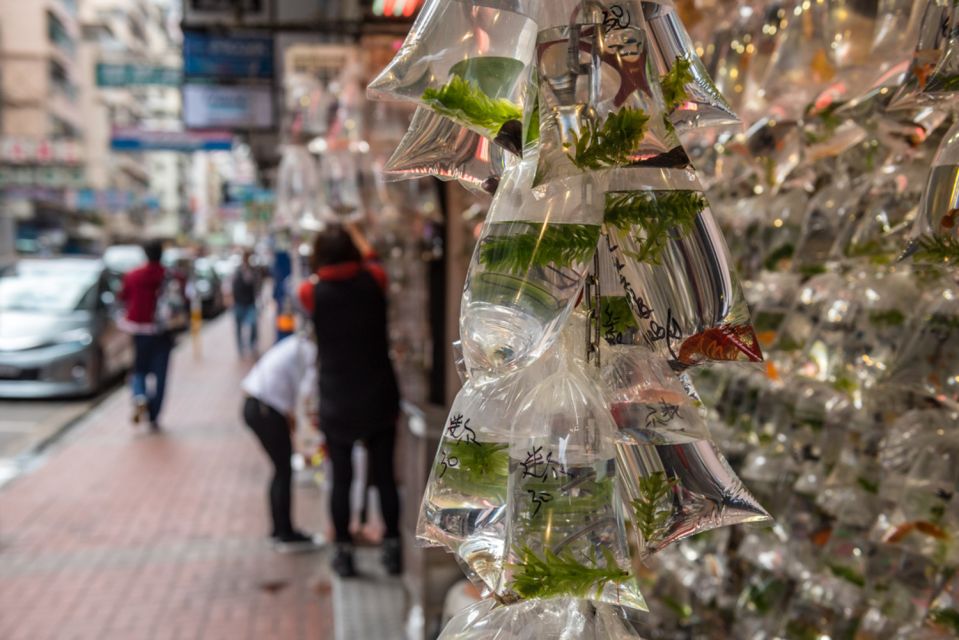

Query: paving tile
[[0, 316, 332, 640]]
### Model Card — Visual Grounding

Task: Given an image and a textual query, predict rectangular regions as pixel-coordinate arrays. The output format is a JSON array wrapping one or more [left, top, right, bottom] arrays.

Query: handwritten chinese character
[[447, 413, 477, 443], [527, 489, 553, 518], [645, 398, 681, 429], [603, 5, 631, 31]]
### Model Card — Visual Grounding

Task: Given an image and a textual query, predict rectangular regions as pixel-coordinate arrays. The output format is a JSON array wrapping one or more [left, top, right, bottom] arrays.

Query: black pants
[[131, 333, 173, 423], [243, 397, 294, 537], [327, 428, 400, 544]]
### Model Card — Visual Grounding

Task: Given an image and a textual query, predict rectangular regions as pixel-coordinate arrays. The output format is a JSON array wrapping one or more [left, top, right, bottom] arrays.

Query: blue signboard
[[182, 31, 274, 80], [110, 129, 234, 152]]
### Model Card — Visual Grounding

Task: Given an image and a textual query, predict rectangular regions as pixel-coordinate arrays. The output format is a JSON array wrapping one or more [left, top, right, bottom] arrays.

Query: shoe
[[382, 538, 402, 576], [149, 420, 161, 432], [331, 544, 357, 578], [131, 398, 147, 425], [273, 531, 324, 553]]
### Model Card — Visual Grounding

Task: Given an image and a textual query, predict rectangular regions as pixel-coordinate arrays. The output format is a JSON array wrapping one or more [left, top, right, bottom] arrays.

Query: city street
[[0, 316, 334, 640]]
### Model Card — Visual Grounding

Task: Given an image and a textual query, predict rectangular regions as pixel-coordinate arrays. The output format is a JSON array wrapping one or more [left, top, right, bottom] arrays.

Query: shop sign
[[0, 138, 83, 165], [182, 84, 274, 130], [183, 31, 274, 80], [0, 166, 85, 188], [110, 129, 234, 152], [183, 0, 272, 26], [96, 63, 182, 87]]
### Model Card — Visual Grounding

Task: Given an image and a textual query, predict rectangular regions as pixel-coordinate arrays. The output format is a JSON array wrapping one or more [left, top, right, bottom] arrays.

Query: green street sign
[[96, 63, 182, 87]]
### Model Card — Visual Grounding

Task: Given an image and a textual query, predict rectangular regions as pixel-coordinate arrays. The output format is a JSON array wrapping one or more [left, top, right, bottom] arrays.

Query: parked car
[[0, 257, 133, 398]]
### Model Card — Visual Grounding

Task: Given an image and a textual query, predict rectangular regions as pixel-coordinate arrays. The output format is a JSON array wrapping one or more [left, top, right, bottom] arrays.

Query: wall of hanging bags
[[369, 0, 959, 637]]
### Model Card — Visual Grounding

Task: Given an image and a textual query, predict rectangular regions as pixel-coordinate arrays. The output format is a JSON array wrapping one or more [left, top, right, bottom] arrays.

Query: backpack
[[154, 270, 189, 333]]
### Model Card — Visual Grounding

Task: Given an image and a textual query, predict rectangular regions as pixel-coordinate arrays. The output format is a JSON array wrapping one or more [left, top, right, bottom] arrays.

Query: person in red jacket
[[119, 240, 175, 431]]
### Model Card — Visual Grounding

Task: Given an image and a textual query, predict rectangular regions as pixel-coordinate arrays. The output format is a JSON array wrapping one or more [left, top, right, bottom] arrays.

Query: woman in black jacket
[[299, 224, 401, 578]]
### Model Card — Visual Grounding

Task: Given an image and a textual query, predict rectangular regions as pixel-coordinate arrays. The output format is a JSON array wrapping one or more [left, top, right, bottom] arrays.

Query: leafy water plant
[[566, 108, 650, 170], [444, 439, 510, 479], [510, 545, 629, 599], [661, 57, 693, 113], [605, 190, 707, 264], [478, 223, 600, 274], [631, 471, 677, 546], [912, 233, 959, 264], [422, 75, 522, 134]]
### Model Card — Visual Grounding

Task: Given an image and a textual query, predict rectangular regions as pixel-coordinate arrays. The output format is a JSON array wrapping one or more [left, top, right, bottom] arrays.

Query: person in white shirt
[[241, 332, 320, 550]]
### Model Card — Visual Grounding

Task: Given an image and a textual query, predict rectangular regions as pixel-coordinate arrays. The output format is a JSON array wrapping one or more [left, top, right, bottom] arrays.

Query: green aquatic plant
[[826, 562, 865, 587], [510, 545, 629, 599], [478, 223, 600, 274], [605, 190, 707, 264], [444, 439, 509, 479], [596, 295, 639, 338], [867, 309, 906, 327], [929, 607, 959, 634], [567, 108, 650, 170], [661, 57, 693, 113], [912, 233, 959, 265], [631, 471, 678, 545], [422, 75, 522, 134]]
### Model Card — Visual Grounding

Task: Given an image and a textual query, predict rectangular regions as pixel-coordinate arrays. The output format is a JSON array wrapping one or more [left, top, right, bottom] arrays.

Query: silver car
[[0, 257, 134, 398]]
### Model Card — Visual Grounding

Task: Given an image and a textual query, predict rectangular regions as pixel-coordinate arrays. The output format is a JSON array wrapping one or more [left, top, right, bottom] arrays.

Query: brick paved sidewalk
[[0, 315, 333, 640]]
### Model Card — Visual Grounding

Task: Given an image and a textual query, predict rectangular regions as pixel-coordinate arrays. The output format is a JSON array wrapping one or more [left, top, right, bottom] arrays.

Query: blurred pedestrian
[[232, 250, 261, 358], [119, 240, 185, 431], [241, 330, 322, 551], [299, 223, 401, 578]]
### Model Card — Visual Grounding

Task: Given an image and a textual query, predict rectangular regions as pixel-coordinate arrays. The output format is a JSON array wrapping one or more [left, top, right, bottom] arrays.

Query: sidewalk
[[0, 315, 333, 640]]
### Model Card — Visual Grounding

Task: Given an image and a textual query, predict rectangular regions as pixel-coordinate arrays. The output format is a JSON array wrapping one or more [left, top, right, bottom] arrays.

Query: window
[[49, 60, 77, 102], [47, 11, 76, 55]]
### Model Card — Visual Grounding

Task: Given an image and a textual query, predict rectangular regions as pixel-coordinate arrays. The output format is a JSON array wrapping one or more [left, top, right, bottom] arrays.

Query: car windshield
[[0, 267, 98, 313]]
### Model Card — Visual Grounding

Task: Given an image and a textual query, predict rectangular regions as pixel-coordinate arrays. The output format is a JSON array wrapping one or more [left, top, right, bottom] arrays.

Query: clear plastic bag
[[532, 9, 685, 187], [908, 119, 959, 260], [460, 154, 604, 375], [276, 144, 319, 230], [367, 0, 537, 149], [496, 339, 646, 610], [602, 170, 762, 368], [600, 345, 770, 557], [640, 1, 739, 131], [438, 598, 648, 639], [888, 0, 959, 111], [317, 150, 363, 222], [417, 378, 516, 592], [384, 107, 514, 195]]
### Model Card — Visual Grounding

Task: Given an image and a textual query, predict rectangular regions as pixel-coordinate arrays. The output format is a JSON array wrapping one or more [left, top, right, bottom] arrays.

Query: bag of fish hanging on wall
[[908, 118, 959, 257], [368, 0, 538, 154], [889, 0, 959, 110], [460, 152, 605, 375], [600, 344, 770, 559], [494, 319, 647, 610], [384, 107, 516, 195]]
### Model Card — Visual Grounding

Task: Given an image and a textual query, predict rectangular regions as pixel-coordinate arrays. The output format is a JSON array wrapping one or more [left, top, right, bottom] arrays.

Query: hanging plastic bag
[[600, 345, 771, 558], [532, 6, 686, 187], [888, 0, 959, 111], [496, 333, 646, 610], [880, 280, 959, 409], [602, 171, 763, 368], [367, 0, 537, 151], [460, 153, 604, 375], [317, 150, 363, 222], [276, 144, 319, 230], [640, 1, 739, 131], [907, 119, 959, 261], [437, 598, 649, 639], [418, 376, 521, 592], [384, 107, 513, 195]]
